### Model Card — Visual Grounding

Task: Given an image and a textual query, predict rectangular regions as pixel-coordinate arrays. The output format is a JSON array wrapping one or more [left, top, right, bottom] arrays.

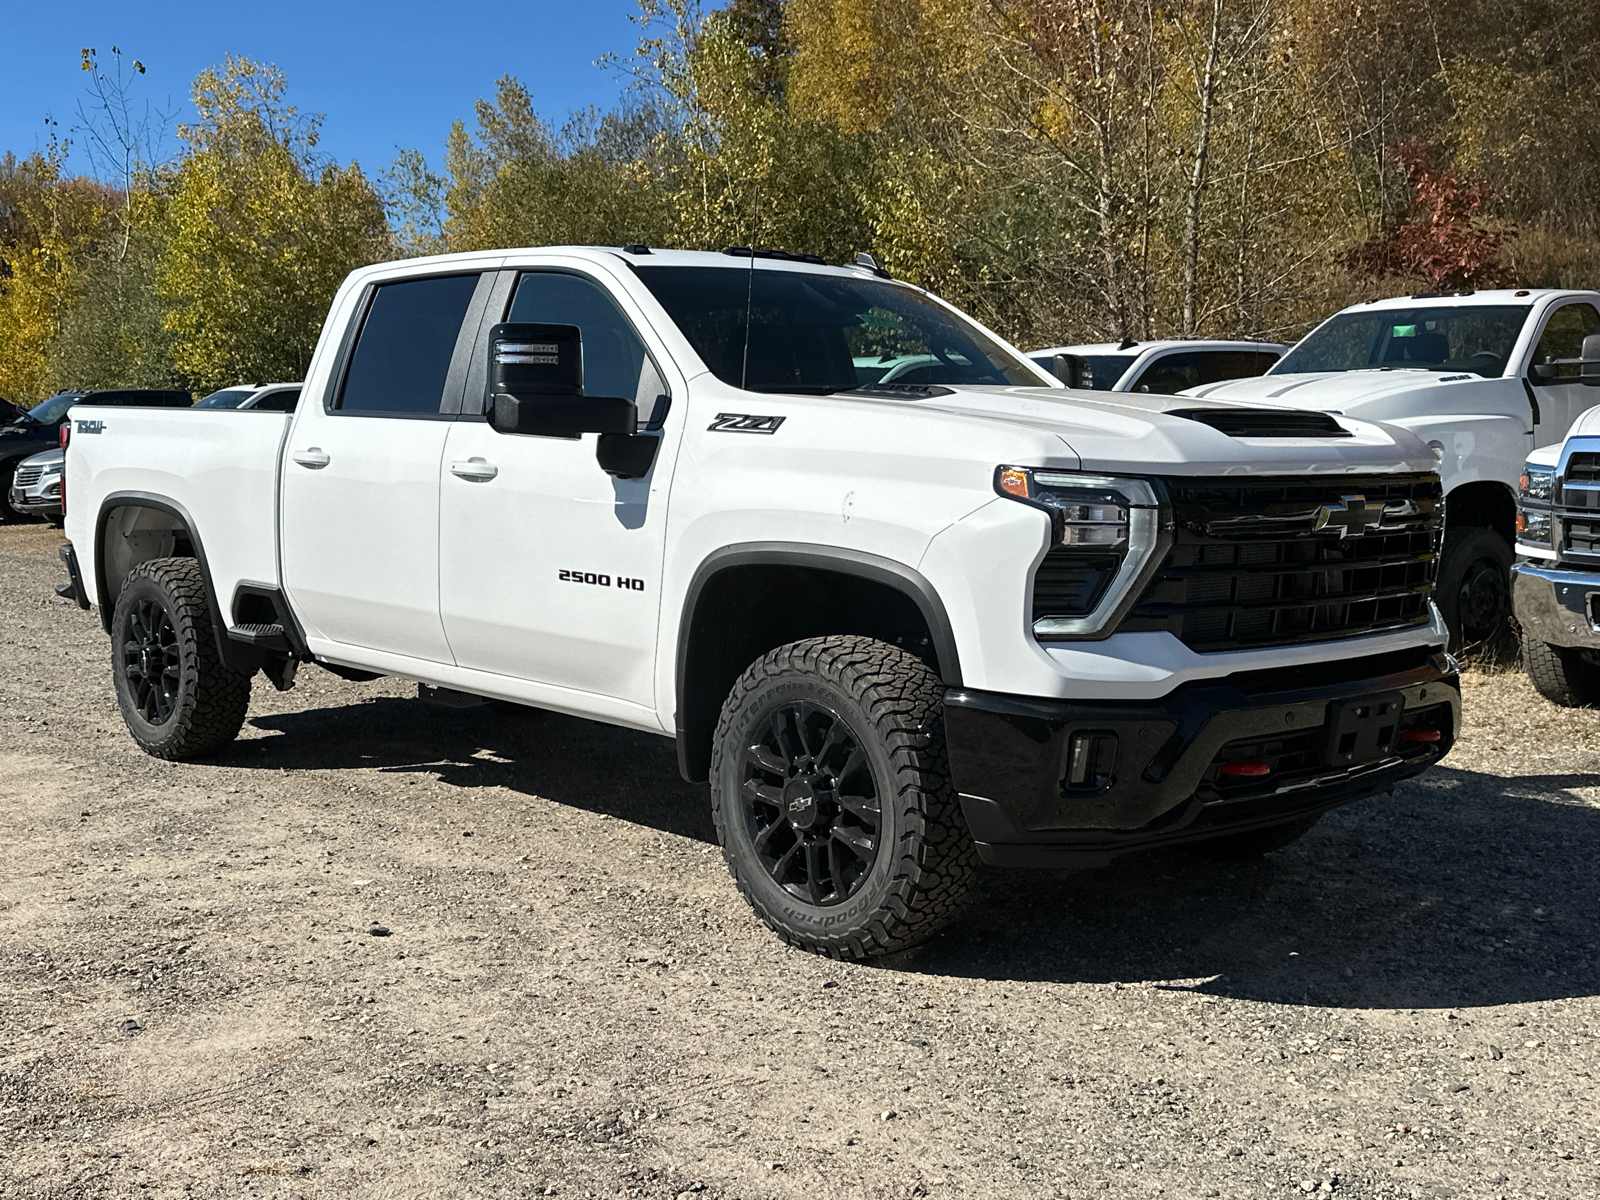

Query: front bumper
[[8, 480, 62, 515], [944, 648, 1459, 867], [1512, 562, 1600, 649]]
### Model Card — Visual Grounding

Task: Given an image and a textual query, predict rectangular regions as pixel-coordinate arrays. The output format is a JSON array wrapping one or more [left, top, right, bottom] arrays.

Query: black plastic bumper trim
[[944, 653, 1458, 866]]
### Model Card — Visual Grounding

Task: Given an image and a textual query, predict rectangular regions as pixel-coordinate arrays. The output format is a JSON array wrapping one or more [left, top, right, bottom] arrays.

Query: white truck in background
[[1186, 289, 1600, 647], [58, 245, 1459, 959], [1510, 332, 1600, 704], [1027, 339, 1285, 394]]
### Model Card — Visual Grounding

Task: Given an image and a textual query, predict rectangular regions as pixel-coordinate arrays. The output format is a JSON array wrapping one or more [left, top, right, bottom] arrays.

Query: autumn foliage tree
[[1341, 138, 1507, 291]]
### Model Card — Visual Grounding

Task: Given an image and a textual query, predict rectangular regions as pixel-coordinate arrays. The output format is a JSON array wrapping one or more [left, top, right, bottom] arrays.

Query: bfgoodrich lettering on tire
[[110, 557, 253, 760], [710, 635, 977, 959]]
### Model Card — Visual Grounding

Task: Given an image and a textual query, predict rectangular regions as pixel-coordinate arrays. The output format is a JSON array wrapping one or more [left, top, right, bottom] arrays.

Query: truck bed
[[66, 408, 290, 616]]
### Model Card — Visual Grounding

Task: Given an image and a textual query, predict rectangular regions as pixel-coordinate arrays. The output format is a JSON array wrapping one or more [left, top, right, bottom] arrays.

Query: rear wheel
[[710, 636, 977, 959], [1185, 814, 1321, 860], [1435, 526, 1512, 650], [1523, 638, 1600, 707], [111, 557, 253, 759]]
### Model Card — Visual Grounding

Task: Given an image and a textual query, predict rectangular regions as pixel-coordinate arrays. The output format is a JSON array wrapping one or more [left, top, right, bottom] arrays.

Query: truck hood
[[895, 384, 1439, 476], [1183, 369, 1509, 415], [1568, 402, 1600, 437]]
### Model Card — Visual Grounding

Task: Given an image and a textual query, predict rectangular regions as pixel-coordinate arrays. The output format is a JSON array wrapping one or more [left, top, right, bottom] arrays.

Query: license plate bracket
[[1323, 691, 1405, 767]]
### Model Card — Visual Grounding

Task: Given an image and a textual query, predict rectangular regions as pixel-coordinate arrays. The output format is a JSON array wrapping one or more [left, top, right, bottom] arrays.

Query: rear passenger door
[[281, 271, 494, 665]]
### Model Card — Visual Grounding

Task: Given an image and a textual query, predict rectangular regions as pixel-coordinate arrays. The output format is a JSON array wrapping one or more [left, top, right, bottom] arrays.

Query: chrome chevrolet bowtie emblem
[[1314, 495, 1384, 538]]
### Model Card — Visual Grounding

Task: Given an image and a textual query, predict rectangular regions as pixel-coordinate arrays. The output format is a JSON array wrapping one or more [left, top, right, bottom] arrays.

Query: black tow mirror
[[1051, 353, 1093, 388], [1531, 361, 1560, 384], [486, 322, 636, 437]]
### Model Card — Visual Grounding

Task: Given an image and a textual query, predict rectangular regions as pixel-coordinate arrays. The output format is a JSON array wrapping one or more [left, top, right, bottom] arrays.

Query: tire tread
[[709, 635, 977, 960]]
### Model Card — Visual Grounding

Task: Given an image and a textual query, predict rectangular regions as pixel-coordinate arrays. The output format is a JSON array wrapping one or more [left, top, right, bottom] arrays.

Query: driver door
[[1529, 301, 1600, 445], [436, 267, 681, 713]]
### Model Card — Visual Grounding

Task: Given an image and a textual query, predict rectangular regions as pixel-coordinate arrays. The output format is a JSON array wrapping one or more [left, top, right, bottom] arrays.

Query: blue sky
[[1, 1, 647, 178]]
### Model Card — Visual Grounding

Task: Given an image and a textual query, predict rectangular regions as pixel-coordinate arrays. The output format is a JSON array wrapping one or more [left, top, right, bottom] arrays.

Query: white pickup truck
[[59, 246, 1460, 958], [1186, 289, 1600, 646], [1509, 335, 1600, 704]]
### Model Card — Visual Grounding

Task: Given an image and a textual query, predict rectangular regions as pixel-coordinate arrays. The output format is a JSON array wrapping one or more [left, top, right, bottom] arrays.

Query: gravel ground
[[2, 520, 1597, 1200]]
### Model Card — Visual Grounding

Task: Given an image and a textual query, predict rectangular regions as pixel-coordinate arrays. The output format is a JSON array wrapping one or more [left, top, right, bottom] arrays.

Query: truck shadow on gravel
[[903, 765, 1600, 1011], [236, 696, 717, 842], [232, 701, 1595, 1010]]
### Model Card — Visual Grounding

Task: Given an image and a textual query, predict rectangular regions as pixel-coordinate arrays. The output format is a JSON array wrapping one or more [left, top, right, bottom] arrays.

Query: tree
[[157, 58, 391, 390], [1341, 138, 1507, 290]]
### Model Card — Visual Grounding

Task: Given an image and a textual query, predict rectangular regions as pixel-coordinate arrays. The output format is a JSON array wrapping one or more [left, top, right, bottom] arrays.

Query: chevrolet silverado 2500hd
[[59, 246, 1460, 958], [1186, 289, 1600, 647]]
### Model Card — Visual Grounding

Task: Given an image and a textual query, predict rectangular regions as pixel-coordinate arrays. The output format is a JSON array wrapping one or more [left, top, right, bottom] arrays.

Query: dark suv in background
[[1, 390, 191, 522]]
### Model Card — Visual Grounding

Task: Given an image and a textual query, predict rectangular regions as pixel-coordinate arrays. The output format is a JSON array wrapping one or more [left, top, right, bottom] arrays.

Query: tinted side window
[[1133, 354, 1200, 394], [1532, 304, 1600, 382], [1192, 350, 1279, 383], [506, 272, 651, 404], [339, 274, 480, 414]]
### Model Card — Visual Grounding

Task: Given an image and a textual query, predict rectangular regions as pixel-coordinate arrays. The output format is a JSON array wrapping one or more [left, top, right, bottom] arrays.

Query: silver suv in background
[[7, 448, 63, 522], [194, 383, 302, 412]]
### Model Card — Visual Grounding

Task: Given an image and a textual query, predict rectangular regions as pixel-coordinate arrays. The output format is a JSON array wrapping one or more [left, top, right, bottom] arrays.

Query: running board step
[[228, 622, 292, 652]]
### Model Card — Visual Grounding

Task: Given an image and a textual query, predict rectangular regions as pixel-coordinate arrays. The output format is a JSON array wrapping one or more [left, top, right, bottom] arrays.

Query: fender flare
[[672, 542, 962, 781], [93, 490, 263, 674]]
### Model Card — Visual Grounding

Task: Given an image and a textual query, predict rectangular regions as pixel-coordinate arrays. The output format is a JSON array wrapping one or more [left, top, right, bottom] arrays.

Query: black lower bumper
[[944, 648, 1459, 867], [55, 542, 90, 609]]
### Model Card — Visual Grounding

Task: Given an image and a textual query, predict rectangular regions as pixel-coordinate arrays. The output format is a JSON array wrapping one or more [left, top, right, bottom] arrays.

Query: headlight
[[996, 466, 1169, 638], [1519, 465, 1554, 503], [1516, 508, 1553, 547]]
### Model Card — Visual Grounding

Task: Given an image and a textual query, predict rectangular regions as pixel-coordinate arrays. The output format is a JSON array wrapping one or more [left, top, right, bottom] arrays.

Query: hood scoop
[[848, 383, 955, 400], [1170, 407, 1350, 438]]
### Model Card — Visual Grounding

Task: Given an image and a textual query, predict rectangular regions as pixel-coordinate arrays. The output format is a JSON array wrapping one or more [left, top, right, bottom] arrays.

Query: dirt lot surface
[[2, 521, 1597, 1200]]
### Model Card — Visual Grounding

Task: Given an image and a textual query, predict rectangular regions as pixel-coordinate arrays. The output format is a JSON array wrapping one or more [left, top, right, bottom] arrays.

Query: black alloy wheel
[[710, 636, 978, 959], [740, 700, 882, 906], [109, 557, 253, 759], [121, 595, 182, 724]]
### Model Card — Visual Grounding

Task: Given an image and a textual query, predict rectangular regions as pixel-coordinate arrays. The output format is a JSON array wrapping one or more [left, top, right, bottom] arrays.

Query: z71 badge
[[708, 413, 785, 434]]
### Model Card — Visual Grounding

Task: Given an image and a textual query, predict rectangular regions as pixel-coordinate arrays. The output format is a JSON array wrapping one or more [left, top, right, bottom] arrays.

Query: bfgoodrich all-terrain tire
[[710, 636, 977, 959], [1435, 526, 1513, 650], [110, 557, 253, 760], [1184, 814, 1322, 860], [1523, 638, 1600, 707]]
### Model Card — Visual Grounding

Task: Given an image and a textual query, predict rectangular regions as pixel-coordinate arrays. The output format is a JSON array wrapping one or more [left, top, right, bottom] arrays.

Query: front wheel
[[111, 557, 253, 760], [1523, 638, 1600, 707], [1435, 526, 1512, 651], [710, 636, 977, 959]]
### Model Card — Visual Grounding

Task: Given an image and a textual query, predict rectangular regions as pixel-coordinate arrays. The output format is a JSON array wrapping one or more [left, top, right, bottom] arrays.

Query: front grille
[[1119, 474, 1442, 652], [1565, 452, 1600, 483], [1564, 516, 1600, 557], [14, 465, 43, 488]]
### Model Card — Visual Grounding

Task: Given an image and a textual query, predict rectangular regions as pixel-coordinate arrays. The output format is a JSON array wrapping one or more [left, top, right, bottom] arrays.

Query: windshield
[[634, 265, 1042, 393], [25, 394, 83, 425], [1273, 305, 1530, 377], [196, 387, 257, 409]]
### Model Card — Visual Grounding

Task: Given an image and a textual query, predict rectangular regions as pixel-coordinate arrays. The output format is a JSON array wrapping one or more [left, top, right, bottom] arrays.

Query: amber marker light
[[998, 467, 1030, 499]]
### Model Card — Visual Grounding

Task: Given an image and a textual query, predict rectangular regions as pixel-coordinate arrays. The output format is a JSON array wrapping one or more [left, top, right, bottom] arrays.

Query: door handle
[[292, 447, 331, 469], [450, 457, 499, 481]]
